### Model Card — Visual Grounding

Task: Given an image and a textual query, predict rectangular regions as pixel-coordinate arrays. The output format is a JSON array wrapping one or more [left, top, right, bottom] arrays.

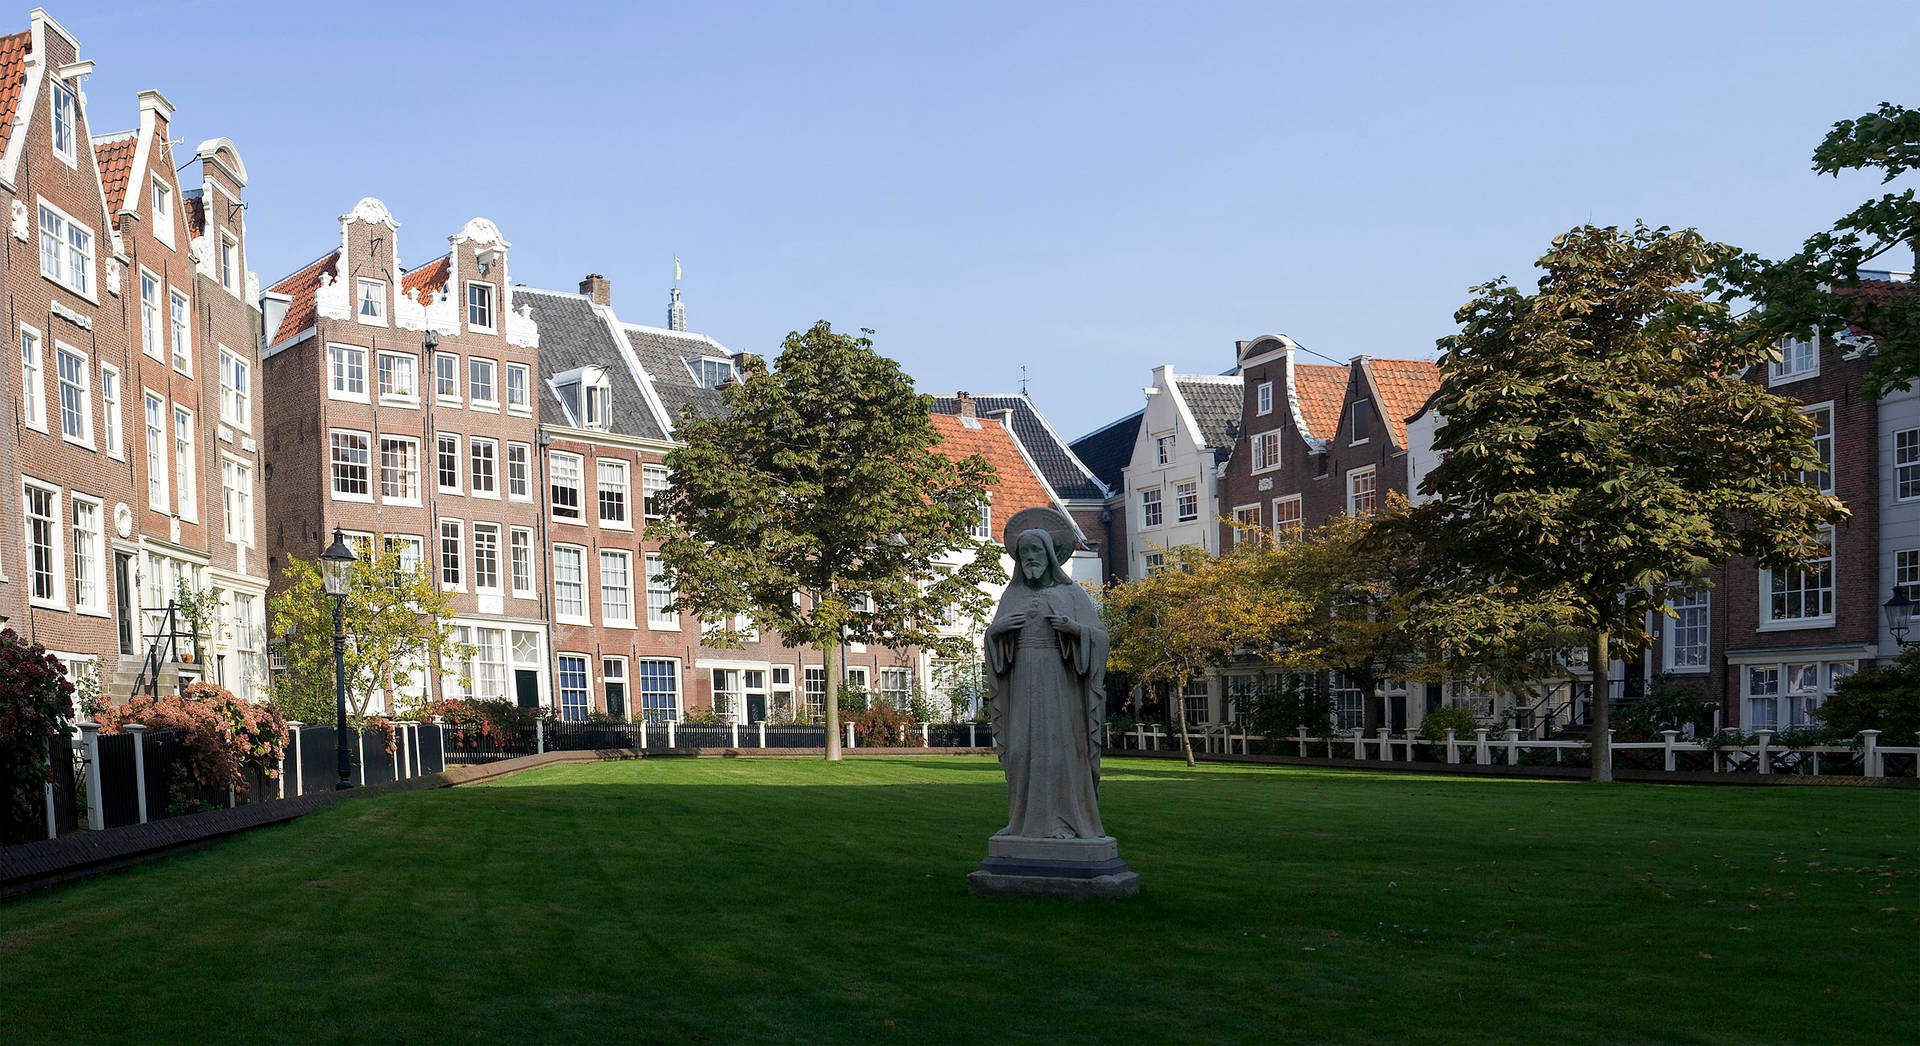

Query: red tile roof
[[93, 134, 137, 211], [1366, 358, 1442, 448], [0, 32, 28, 159], [402, 254, 450, 303], [1291, 363, 1349, 441], [264, 251, 338, 343], [929, 412, 1059, 543]]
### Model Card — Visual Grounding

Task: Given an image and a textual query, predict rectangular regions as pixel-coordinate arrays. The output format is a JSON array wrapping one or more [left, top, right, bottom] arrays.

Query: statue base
[[967, 835, 1140, 899]]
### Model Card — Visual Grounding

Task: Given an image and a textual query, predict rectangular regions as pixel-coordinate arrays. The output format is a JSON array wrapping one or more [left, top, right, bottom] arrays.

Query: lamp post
[[320, 528, 358, 789], [1884, 587, 1916, 650]]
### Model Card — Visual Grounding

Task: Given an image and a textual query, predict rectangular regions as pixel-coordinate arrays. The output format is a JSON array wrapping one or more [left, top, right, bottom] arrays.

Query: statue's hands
[[1044, 614, 1080, 638], [992, 612, 1027, 634]]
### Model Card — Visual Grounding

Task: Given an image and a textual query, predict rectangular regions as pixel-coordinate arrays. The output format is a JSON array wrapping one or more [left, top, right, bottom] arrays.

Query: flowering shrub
[[92, 684, 287, 812], [408, 699, 539, 750], [849, 701, 921, 747], [0, 630, 76, 841], [355, 716, 398, 756]]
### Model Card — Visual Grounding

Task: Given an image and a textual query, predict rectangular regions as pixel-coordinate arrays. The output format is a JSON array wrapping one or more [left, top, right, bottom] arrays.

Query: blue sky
[[68, 1, 1917, 439]]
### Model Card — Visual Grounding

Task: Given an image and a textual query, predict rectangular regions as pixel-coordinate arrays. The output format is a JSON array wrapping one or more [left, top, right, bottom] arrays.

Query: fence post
[[79, 722, 104, 831], [921, 722, 930, 747], [1474, 727, 1489, 765], [759, 721, 767, 749], [971, 723, 979, 749], [289, 722, 305, 796], [1134, 725, 1143, 750], [537, 718, 546, 755], [127, 724, 149, 824], [1352, 731, 1364, 760], [1755, 730, 1772, 775], [1860, 730, 1881, 778], [666, 718, 675, 749], [433, 716, 446, 770], [1376, 727, 1390, 762], [847, 722, 856, 750], [396, 725, 408, 780], [1445, 728, 1458, 764], [731, 721, 740, 749], [1296, 726, 1308, 758], [1661, 729, 1679, 772]]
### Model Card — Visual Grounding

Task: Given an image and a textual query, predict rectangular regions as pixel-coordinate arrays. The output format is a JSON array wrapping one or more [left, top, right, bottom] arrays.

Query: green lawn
[[2, 758, 1914, 1045]]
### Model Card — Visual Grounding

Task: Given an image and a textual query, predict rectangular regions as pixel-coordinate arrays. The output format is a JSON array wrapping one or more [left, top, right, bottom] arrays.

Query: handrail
[[130, 601, 189, 700]]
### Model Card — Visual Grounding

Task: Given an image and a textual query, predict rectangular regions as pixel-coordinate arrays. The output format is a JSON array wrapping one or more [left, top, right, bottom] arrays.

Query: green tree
[[1813, 648, 1920, 746], [1396, 224, 1848, 781], [656, 321, 1003, 760], [1720, 102, 1919, 398], [269, 542, 471, 723]]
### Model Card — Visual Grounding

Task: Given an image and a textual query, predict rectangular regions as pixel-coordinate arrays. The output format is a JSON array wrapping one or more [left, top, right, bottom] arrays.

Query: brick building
[[0, 10, 267, 702], [259, 200, 549, 713]]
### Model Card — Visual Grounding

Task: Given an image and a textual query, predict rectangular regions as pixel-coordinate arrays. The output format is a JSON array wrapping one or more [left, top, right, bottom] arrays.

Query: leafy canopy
[[1719, 102, 1919, 398]]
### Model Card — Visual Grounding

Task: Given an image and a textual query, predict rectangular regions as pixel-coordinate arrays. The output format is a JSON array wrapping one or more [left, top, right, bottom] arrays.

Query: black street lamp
[[1884, 587, 1916, 650], [320, 527, 358, 789]]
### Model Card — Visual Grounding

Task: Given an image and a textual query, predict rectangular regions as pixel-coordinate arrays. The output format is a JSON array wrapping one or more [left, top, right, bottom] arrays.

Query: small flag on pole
[[674, 256, 682, 283]]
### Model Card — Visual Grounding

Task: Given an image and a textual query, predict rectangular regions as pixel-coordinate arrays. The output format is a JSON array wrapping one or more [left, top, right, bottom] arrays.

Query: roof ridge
[[264, 249, 338, 294]]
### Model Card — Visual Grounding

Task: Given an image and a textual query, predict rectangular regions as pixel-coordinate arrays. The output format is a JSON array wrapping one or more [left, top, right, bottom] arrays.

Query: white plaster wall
[[1878, 384, 1920, 661]]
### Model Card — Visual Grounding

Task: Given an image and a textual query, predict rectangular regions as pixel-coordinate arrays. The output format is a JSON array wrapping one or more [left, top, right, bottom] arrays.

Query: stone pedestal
[[967, 835, 1140, 898]]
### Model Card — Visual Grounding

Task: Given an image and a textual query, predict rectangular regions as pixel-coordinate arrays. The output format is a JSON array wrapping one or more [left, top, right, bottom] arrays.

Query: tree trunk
[[824, 640, 843, 762], [1175, 684, 1197, 768], [1589, 630, 1612, 783]]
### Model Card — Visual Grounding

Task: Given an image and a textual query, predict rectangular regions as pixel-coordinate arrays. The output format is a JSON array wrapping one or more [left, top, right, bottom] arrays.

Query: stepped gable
[[1292, 363, 1350, 441], [621, 323, 732, 425], [1069, 410, 1143, 495], [929, 413, 1058, 530], [516, 288, 667, 442], [930, 394, 1107, 501], [263, 251, 339, 343], [1173, 376, 1243, 449], [93, 132, 137, 208], [1367, 358, 1442, 447]]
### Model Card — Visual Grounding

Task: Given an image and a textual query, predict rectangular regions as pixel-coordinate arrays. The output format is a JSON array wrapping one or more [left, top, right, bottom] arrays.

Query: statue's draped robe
[[987, 571, 1110, 839]]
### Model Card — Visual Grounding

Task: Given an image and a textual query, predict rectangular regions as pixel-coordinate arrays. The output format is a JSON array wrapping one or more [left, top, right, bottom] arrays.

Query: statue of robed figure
[[970, 507, 1139, 897]]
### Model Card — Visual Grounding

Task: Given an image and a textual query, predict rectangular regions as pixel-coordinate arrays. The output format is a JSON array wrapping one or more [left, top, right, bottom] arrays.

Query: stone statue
[[969, 507, 1139, 897]]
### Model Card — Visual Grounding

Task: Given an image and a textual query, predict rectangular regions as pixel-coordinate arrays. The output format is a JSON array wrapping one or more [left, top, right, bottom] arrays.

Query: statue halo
[[1001, 506, 1078, 562]]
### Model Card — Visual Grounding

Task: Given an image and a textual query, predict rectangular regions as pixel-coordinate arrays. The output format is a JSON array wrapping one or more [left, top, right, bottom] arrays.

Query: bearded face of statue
[[1016, 535, 1051, 585]]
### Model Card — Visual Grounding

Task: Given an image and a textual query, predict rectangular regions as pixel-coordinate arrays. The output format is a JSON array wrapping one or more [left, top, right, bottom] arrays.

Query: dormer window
[[51, 81, 76, 164], [357, 278, 387, 324], [1349, 400, 1373, 445], [152, 178, 173, 248], [686, 356, 735, 390], [586, 381, 611, 428], [467, 282, 496, 332], [555, 365, 614, 430]]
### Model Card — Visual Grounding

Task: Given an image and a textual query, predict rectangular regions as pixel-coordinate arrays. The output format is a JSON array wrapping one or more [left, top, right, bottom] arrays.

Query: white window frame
[[1251, 430, 1281, 473], [436, 434, 462, 495], [379, 434, 422, 506], [1759, 526, 1835, 631], [222, 455, 254, 546], [1271, 494, 1302, 538], [466, 281, 497, 333], [1230, 504, 1261, 546], [50, 79, 77, 167], [20, 323, 45, 432], [71, 492, 106, 616], [1801, 402, 1834, 495], [642, 464, 670, 521], [1139, 487, 1163, 528], [54, 339, 90, 449], [1174, 479, 1199, 523], [472, 522, 502, 594], [556, 653, 592, 721], [646, 551, 678, 629], [1662, 586, 1710, 674], [36, 198, 94, 301], [1348, 400, 1373, 446], [506, 362, 531, 415], [328, 343, 369, 402], [434, 351, 461, 405], [1896, 428, 1920, 503], [470, 436, 500, 499], [598, 458, 631, 529], [219, 347, 251, 431], [23, 477, 66, 610], [173, 405, 197, 523], [468, 356, 498, 409], [376, 350, 418, 405], [509, 526, 535, 597], [440, 518, 465, 592], [506, 442, 533, 502], [219, 233, 238, 294], [1770, 334, 1819, 386], [1155, 433, 1174, 467], [639, 658, 681, 723], [1895, 547, 1919, 601], [600, 549, 634, 627], [144, 390, 169, 511], [551, 451, 584, 522], [356, 278, 388, 326], [552, 544, 589, 624], [602, 656, 630, 722], [151, 177, 175, 249], [169, 287, 192, 376], [1346, 466, 1377, 517], [1256, 381, 1273, 416], [100, 362, 123, 460], [139, 269, 163, 360], [329, 428, 374, 503]]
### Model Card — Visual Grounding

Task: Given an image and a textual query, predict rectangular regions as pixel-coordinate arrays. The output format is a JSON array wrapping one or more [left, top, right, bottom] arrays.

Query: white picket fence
[[1105, 723, 1920, 778]]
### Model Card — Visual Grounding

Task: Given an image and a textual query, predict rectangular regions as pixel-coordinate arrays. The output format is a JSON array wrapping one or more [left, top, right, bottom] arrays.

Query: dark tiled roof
[[1173, 376, 1243, 449], [930, 394, 1106, 502], [620, 324, 732, 426], [94, 133, 137, 210], [1069, 410, 1143, 495], [517, 288, 667, 442], [0, 32, 27, 159]]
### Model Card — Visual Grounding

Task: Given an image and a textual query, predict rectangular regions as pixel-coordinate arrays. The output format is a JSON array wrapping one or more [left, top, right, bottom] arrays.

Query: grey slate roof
[[517, 288, 668, 441], [1069, 410, 1143, 497], [621, 324, 733, 426], [929, 394, 1107, 502], [1174, 377, 1243, 450]]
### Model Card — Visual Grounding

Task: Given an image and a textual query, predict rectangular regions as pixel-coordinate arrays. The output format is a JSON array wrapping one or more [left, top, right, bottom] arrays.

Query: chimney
[[579, 274, 611, 307], [668, 287, 686, 332], [955, 391, 976, 418]]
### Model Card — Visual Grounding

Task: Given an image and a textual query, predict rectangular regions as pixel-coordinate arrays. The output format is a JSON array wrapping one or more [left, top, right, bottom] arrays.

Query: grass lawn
[[1, 757, 1915, 1045]]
